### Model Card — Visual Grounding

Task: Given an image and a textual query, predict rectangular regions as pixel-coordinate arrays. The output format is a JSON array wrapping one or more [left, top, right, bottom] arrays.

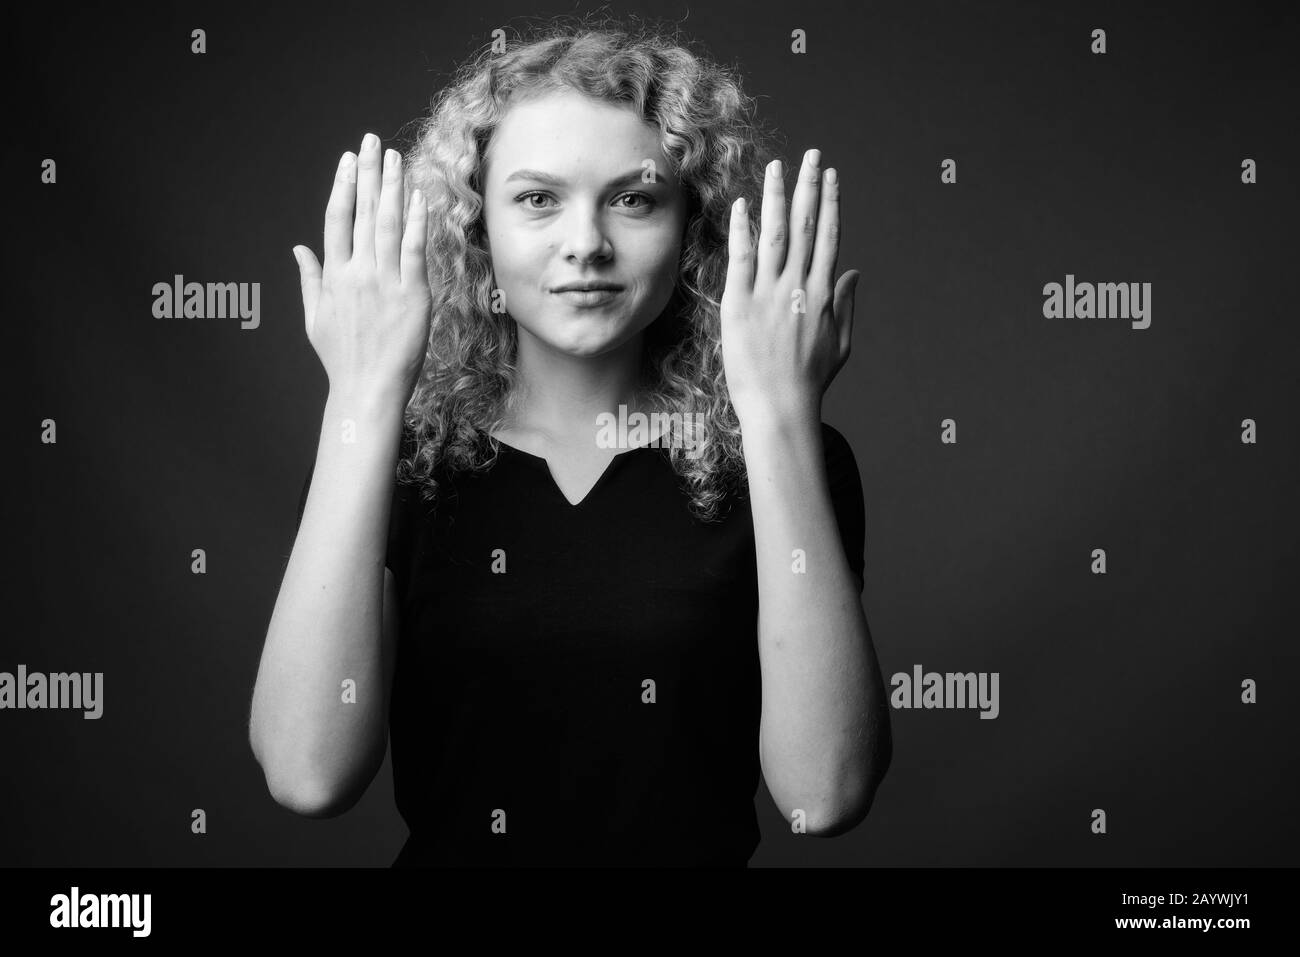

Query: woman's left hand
[[720, 148, 860, 429]]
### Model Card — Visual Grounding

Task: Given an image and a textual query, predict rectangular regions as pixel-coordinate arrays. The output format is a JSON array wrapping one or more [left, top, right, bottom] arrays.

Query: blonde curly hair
[[395, 11, 783, 521]]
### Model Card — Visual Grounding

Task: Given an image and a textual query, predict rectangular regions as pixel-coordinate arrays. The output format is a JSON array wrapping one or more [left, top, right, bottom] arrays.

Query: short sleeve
[[294, 459, 313, 532], [385, 427, 421, 598], [821, 421, 866, 594]]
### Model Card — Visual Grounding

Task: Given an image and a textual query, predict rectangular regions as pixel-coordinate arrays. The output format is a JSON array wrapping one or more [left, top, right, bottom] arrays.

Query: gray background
[[6, 0, 1297, 865]]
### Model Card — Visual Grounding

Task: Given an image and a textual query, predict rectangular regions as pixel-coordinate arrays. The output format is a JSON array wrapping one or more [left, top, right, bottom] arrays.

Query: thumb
[[833, 269, 859, 356], [292, 246, 322, 335]]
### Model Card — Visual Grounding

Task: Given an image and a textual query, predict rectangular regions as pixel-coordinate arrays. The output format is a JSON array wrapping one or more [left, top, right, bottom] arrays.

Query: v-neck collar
[[491, 438, 654, 509]]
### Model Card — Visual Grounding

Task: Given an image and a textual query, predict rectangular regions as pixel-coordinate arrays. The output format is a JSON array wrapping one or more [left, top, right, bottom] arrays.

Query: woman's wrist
[[325, 381, 410, 428]]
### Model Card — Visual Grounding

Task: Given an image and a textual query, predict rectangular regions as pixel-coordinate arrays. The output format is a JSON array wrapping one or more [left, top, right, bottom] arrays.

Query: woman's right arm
[[249, 388, 405, 816], [249, 132, 431, 816]]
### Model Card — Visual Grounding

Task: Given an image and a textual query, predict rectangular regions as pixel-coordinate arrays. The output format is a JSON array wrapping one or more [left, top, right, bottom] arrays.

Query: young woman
[[250, 16, 891, 867]]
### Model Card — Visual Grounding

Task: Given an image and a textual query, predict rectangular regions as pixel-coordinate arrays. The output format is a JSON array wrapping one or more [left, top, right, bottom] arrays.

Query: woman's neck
[[503, 329, 652, 448]]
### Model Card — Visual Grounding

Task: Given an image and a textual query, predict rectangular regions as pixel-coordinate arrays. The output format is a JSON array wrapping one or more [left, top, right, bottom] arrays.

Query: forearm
[[249, 387, 404, 814], [743, 410, 890, 833]]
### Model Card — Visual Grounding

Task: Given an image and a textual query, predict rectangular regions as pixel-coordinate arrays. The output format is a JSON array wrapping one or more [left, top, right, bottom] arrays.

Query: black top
[[294, 421, 866, 866]]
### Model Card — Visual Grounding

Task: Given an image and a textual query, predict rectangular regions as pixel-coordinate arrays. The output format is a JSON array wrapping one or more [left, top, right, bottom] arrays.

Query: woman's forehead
[[485, 93, 674, 183]]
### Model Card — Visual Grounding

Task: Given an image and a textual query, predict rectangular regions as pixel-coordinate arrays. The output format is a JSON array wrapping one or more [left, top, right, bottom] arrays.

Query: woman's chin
[[528, 321, 638, 358]]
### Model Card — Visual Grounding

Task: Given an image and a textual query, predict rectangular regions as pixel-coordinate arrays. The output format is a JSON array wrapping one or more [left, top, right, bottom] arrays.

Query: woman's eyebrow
[[504, 168, 666, 188]]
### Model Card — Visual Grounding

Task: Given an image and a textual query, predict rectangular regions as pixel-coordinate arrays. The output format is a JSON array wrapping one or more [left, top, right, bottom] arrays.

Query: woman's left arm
[[721, 148, 891, 835], [742, 410, 891, 836]]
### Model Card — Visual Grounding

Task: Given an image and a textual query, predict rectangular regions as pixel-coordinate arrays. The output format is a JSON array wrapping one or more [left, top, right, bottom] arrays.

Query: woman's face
[[481, 89, 688, 358]]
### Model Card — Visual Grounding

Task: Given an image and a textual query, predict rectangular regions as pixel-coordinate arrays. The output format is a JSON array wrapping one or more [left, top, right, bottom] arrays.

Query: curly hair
[[394, 11, 783, 522]]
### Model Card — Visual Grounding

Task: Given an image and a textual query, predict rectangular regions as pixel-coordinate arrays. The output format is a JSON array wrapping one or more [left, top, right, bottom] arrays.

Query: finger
[[722, 196, 755, 313], [755, 159, 787, 280], [834, 270, 860, 357], [785, 148, 822, 281], [376, 149, 404, 282], [353, 133, 382, 264], [400, 188, 429, 290], [809, 166, 840, 291], [294, 245, 322, 337], [323, 152, 356, 276]]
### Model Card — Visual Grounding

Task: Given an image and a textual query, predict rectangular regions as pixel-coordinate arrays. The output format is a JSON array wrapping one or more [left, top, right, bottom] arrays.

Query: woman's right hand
[[293, 132, 431, 405]]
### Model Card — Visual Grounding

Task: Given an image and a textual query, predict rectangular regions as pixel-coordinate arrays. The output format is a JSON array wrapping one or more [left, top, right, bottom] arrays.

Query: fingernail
[[363, 133, 379, 151]]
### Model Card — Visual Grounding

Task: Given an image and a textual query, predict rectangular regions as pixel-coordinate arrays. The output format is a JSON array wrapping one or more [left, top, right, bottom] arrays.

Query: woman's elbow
[[815, 723, 893, 836], [250, 738, 358, 819], [263, 771, 356, 819]]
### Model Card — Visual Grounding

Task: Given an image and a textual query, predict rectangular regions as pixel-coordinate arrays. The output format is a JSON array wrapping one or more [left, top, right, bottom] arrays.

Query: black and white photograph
[[5, 0, 1296, 940]]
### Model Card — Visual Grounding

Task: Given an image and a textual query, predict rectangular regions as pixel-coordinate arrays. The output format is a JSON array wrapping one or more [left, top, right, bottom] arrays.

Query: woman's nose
[[560, 208, 613, 261]]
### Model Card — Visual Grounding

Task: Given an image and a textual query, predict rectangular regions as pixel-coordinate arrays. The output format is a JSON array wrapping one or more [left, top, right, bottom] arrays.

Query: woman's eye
[[616, 192, 654, 209], [516, 192, 655, 210]]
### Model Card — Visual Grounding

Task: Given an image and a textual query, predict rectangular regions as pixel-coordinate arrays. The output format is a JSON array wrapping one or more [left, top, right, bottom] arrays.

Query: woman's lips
[[552, 288, 622, 306]]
